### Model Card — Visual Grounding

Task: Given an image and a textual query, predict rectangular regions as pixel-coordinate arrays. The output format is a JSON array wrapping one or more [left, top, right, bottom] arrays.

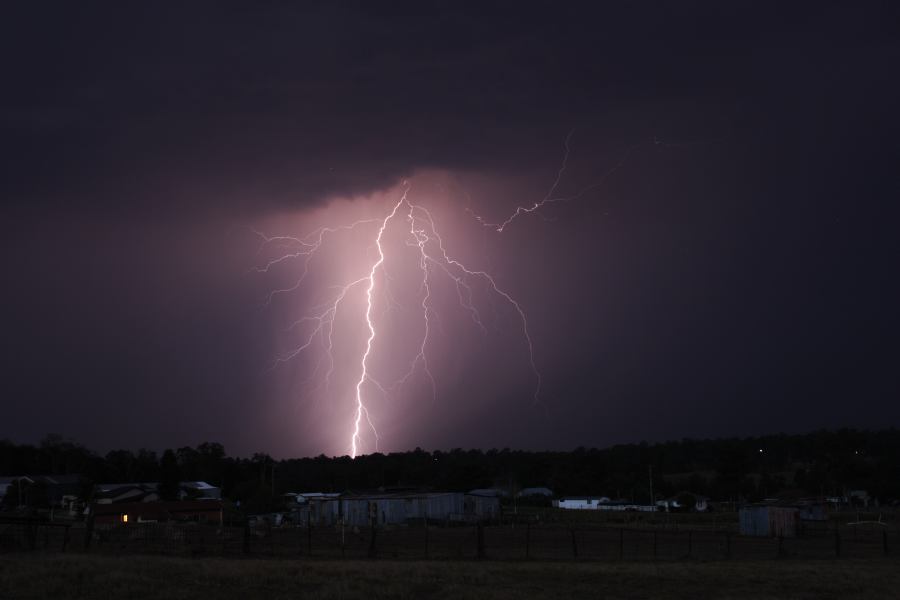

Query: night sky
[[3, 2, 899, 458]]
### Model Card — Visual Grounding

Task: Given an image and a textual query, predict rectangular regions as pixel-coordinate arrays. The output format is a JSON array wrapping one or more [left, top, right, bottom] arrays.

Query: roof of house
[[518, 487, 554, 497], [468, 488, 504, 497], [342, 492, 462, 501], [181, 481, 219, 490], [95, 482, 157, 493], [7, 475, 83, 486]]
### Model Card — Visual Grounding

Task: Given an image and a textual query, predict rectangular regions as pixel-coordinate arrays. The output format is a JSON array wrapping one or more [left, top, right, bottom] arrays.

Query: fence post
[[242, 522, 250, 555], [25, 519, 37, 551], [62, 525, 70, 553], [424, 520, 429, 560], [476, 522, 485, 559], [619, 528, 624, 560], [883, 530, 889, 557], [307, 512, 312, 556], [687, 531, 692, 559], [84, 513, 94, 551], [368, 518, 377, 559], [525, 521, 530, 559], [834, 526, 841, 558], [570, 529, 578, 559], [777, 535, 785, 559], [653, 530, 658, 560], [725, 531, 731, 560]]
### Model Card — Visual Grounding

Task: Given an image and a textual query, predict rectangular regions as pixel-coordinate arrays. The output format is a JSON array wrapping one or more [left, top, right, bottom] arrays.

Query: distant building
[[555, 497, 605, 510], [465, 490, 503, 519], [2, 475, 83, 509], [283, 491, 500, 527], [179, 481, 221, 500], [656, 494, 710, 512], [849, 490, 871, 507], [94, 483, 159, 504], [468, 488, 504, 498], [94, 481, 220, 504], [795, 499, 827, 521], [0, 477, 13, 504], [91, 500, 224, 525], [739, 505, 799, 537], [554, 497, 656, 512], [517, 487, 554, 498]]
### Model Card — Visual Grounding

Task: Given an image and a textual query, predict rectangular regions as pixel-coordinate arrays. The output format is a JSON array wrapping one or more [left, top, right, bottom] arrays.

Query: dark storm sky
[[2, 1, 899, 457]]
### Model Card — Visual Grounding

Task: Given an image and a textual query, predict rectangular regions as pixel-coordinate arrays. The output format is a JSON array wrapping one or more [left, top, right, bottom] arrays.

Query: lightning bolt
[[253, 131, 705, 457], [351, 190, 407, 458], [254, 183, 542, 458]]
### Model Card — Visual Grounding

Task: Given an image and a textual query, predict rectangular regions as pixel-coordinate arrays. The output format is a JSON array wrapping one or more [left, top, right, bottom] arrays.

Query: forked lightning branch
[[252, 186, 540, 458]]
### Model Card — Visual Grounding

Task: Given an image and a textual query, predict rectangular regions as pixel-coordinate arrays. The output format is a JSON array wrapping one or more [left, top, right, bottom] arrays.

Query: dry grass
[[1, 554, 899, 599]]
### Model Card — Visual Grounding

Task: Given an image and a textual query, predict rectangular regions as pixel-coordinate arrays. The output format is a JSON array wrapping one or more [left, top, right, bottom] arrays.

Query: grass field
[[2, 554, 899, 599]]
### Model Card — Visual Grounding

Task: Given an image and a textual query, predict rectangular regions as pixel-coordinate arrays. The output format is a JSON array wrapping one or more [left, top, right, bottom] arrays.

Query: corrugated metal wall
[[465, 494, 500, 519], [739, 506, 799, 537], [336, 493, 498, 527], [769, 507, 798, 537]]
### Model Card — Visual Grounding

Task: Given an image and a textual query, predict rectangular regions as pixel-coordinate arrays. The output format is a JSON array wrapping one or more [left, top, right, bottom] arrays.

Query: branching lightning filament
[[254, 186, 540, 458]]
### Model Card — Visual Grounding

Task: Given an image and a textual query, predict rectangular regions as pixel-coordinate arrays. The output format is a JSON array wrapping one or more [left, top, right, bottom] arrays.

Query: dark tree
[[158, 450, 181, 501]]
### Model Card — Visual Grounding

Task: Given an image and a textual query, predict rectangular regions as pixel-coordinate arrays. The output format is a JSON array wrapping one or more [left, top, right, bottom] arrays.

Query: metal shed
[[340, 492, 468, 526], [464, 492, 501, 521], [739, 505, 799, 537]]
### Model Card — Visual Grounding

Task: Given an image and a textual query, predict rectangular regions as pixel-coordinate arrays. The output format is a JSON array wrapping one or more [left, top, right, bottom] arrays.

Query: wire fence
[[1, 517, 898, 561]]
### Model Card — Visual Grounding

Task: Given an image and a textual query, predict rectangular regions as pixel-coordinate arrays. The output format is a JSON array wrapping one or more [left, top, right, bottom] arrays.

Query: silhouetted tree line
[[2, 429, 899, 513]]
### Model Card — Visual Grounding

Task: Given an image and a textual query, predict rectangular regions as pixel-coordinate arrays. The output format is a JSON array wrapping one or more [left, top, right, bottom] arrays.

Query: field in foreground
[[2, 554, 899, 600]]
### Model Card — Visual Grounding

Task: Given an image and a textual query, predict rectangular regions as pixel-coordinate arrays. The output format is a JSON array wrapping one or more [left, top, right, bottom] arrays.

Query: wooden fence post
[[725, 531, 731, 560], [25, 519, 37, 551], [62, 525, 70, 553], [368, 518, 377, 559], [653, 530, 658, 560], [242, 522, 250, 555], [424, 520, 429, 560], [619, 528, 624, 560], [297, 523, 303, 556], [777, 535, 785, 559], [525, 521, 530, 559], [570, 529, 578, 559], [687, 531, 692, 559], [834, 526, 841, 558], [307, 512, 312, 556], [883, 530, 889, 557], [84, 513, 94, 551], [476, 522, 485, 559]]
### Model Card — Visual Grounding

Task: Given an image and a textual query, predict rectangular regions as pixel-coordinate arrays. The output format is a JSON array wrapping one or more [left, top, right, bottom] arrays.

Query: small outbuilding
[[739, 505, 799, 537]]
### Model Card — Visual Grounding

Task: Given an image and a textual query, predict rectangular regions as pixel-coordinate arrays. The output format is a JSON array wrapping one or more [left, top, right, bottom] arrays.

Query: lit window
[[122, 514, 128, 523]]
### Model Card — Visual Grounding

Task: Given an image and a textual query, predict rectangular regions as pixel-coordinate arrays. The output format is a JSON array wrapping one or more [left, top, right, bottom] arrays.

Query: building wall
[[556, 499, 599, 509], [739, 506, 799, 537], [465, 494, 500, 520]]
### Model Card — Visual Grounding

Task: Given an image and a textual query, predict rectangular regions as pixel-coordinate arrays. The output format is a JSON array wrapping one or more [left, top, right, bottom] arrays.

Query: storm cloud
[[2, 2, 899, 456]]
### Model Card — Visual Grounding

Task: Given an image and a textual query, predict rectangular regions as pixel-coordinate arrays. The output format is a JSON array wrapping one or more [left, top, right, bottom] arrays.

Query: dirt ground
[[2, 554, 899, 600]]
